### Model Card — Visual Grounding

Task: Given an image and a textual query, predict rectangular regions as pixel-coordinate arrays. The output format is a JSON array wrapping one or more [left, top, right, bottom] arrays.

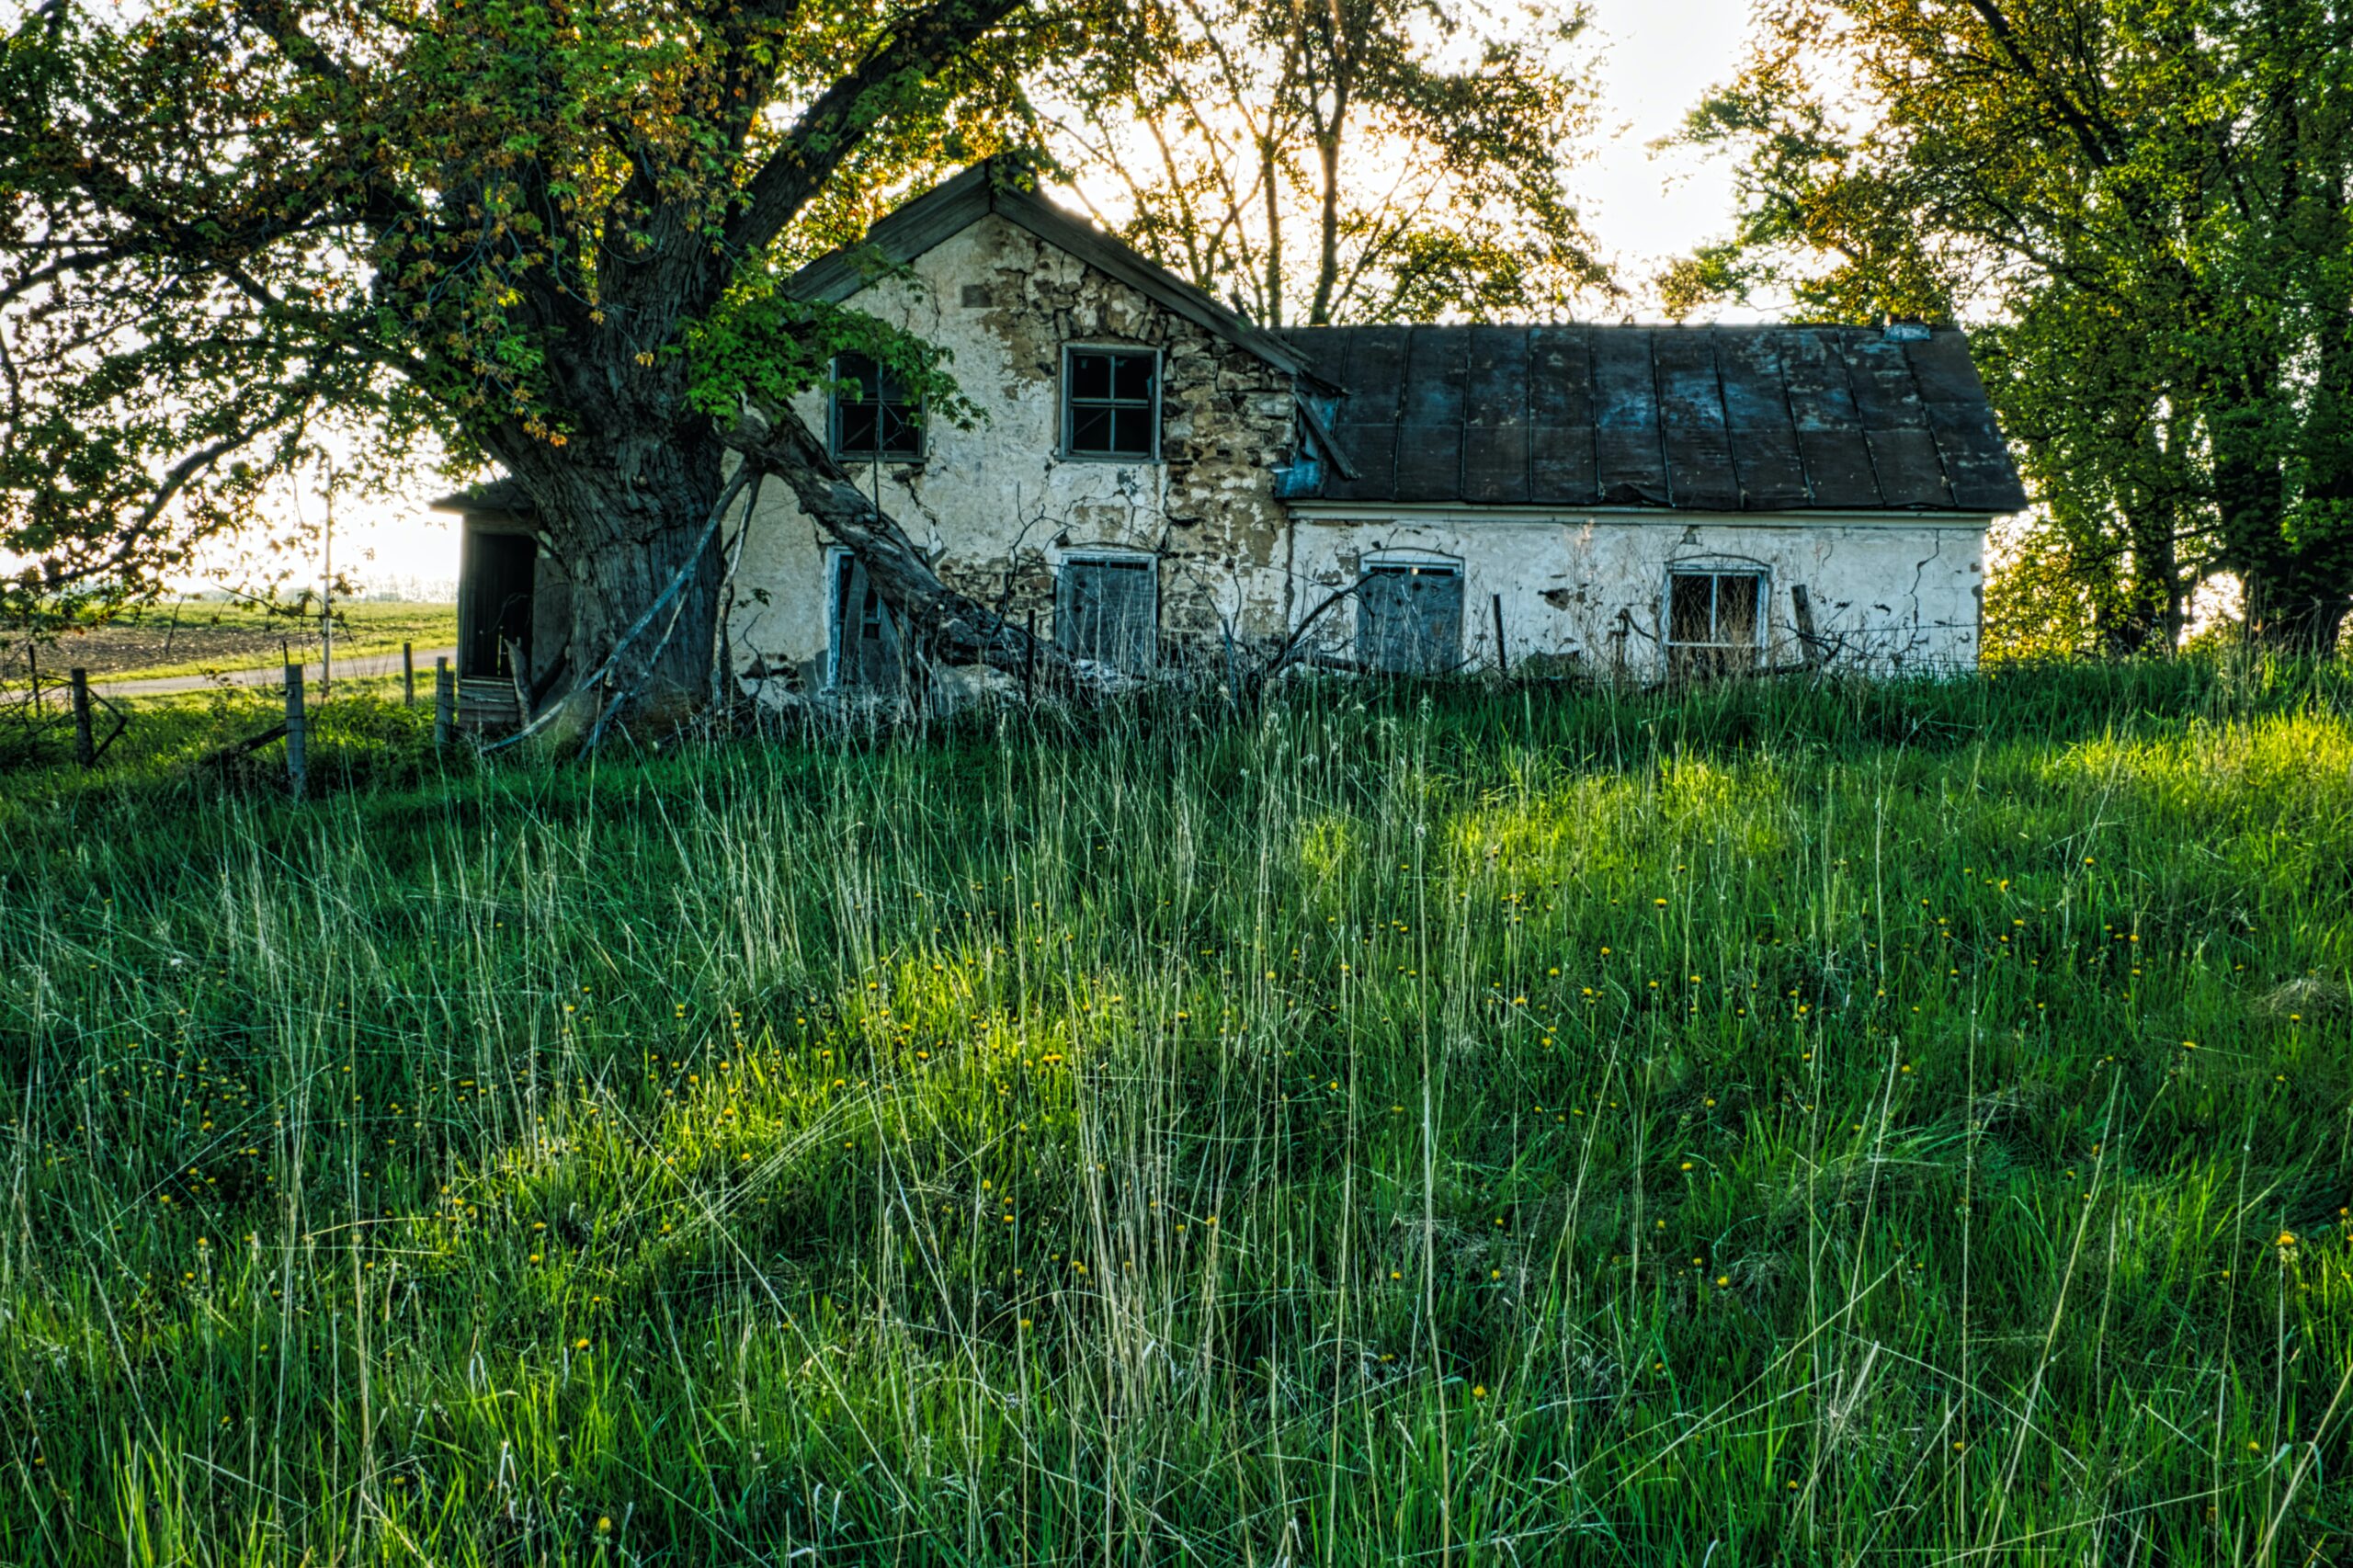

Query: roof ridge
[[784, 159, 1309, 379]]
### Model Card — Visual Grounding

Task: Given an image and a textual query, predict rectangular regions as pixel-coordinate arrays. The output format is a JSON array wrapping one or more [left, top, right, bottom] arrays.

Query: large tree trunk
[[497, 420, 730, 733]]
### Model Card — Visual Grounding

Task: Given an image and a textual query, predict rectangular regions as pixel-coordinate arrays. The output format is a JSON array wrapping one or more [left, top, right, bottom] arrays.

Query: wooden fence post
[[1491, 594, 1509, 678], [28, 644, 40, 716], [403, 642, 416, 707], [1790, 584, 1824, 669], [1024, 608, 1037, 702], [70, 668, 94, 767], [284, 666, 306, 801], [433, 657, 453, 748]]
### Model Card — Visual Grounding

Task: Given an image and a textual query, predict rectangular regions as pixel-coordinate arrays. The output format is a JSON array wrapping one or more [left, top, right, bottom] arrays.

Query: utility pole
[[320, 460, 334, 702]]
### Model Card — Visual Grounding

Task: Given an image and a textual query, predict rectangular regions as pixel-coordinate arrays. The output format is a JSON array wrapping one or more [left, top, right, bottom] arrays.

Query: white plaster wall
[[722, 214, 1296, 690], [716, 210, 1995, 690], [1285, 510, 1990, 676]]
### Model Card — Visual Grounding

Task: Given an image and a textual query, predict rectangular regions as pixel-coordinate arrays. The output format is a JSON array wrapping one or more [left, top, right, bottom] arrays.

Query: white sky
[[222, 0, 1757, 598]]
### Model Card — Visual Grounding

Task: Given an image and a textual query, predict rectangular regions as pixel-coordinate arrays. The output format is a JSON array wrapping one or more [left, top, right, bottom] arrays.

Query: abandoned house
[[438, 162, 2027, 717]]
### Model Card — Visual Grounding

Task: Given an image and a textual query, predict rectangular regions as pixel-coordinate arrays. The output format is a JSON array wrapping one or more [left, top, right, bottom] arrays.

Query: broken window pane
[[831, 353, 924, 461], [1358, 563, 1464, 674], [1056, 557, 1157, 671], [1064, 349, 1158, 458]]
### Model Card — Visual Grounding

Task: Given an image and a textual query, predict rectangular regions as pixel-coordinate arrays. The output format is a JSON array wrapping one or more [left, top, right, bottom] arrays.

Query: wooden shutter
[[1056, 558, 1157, 670], [1358, 564, 1462, 673]]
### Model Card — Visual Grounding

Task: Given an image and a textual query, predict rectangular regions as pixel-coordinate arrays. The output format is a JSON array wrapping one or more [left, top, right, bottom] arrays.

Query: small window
[[1056, 555, 1158, 671], [1063, 348, 1159, 460], [829, 551, 903, 692], [831, 353, 923, 462], [1358, 561, 1464, 674], [1665, 570, 1764, 678]]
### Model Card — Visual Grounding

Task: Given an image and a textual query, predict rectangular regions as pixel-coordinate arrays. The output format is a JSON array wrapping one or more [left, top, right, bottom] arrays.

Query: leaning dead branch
[[725, 401, 1092, 691]]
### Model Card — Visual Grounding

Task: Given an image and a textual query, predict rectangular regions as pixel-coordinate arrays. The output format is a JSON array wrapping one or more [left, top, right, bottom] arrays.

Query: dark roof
[[786, 159, 1313, 379], [429, 476, 534, 518], [1281, 324, 2026, 514]]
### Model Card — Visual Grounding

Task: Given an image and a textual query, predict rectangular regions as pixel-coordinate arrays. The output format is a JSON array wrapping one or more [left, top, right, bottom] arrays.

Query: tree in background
[[1668, 0, 2353, 653], [1, 0, 1057, 724], [1037, 0, 1610, 326]]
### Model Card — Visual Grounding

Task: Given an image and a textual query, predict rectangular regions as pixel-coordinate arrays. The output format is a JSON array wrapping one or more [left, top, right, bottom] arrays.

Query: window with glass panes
[[830, 353, 923, 461], [1665, 570, 1765, 677], [1062, 348, 1158, 459]]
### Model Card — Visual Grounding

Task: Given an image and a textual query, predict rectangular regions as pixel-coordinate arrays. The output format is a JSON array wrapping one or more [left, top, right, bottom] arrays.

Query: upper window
[[1357, 560, 1464, 675], [1056, 555, 1158, 671], [830, 353, 923, 462], [1665, 570, 1765, 678], [1063, 347, 1159, 460]]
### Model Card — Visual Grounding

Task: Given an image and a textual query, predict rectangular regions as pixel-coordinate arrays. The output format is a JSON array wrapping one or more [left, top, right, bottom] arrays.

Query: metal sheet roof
[[1284, 324, 2027, 514]]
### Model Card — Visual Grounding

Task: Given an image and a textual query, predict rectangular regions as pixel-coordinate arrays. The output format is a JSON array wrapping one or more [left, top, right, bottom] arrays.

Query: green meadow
[[3, 661, 2349, 1565]]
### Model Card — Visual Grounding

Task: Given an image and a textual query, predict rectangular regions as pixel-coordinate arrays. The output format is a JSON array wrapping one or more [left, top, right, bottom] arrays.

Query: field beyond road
[[7, 599, 456, 685], [3, 663, 2350, 1564]]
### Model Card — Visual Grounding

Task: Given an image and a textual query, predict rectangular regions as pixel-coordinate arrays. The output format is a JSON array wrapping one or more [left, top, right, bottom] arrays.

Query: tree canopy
[[1035, 0, 1609, 326], [1673, 0, 2353, 652], [2, 0, 1050, 712]]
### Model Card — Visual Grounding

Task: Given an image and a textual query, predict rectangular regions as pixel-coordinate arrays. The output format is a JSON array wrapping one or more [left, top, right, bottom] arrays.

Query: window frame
[[1355, 552, 1466, 676], [1059, 345, 1162, 462], [1053, 549, 1161, 672], [824, 545, 904, 692], [1661, 565, 1769, 678], [827, 353, 926, 464]]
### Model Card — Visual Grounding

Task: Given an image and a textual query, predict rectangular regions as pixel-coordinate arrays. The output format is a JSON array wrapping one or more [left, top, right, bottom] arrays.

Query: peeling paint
[[725, 212, 1992, 691]]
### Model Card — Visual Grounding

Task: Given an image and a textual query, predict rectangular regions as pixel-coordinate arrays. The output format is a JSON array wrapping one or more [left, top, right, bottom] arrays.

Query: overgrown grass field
[[4, 663, 2350, 1564]]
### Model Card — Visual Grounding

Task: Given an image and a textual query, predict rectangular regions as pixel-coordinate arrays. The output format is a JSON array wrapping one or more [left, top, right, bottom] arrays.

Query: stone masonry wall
[[724, 213, 1300, 691]]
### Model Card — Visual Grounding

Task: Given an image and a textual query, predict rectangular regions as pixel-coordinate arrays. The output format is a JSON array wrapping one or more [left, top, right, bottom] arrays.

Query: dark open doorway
[[460, 528, 536, 680]]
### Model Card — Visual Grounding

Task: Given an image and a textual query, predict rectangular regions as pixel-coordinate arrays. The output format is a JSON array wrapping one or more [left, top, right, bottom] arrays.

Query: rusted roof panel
[[1714, 332, 1813, 509], [1321, 326, 1407, 502], [1837, 333, 1954, 508], [1282, 323, 2022, 514], [1393, 328, 1469, 501], [1464, 426, 1530, 505], [1778, 331, 1883, 509], [1463, 326, 1530, 503], [1527, 326, 1597, 505], [1904, 332, 2031, 511], [1653, 332, 1741, 511], [1592, 330, 1669, 506]]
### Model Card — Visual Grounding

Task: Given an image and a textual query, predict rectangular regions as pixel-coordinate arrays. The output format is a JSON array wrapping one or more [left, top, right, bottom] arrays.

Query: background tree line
[[5, 0, 2349, 735], [1670, 0, 2353, 655]]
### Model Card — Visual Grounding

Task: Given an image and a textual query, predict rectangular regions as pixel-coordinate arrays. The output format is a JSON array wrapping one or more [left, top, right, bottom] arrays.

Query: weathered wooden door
[[830, 553, 903, 693]]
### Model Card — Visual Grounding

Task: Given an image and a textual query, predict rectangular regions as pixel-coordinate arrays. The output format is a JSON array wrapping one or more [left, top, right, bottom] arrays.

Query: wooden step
[[457, 677, 525, 733]]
